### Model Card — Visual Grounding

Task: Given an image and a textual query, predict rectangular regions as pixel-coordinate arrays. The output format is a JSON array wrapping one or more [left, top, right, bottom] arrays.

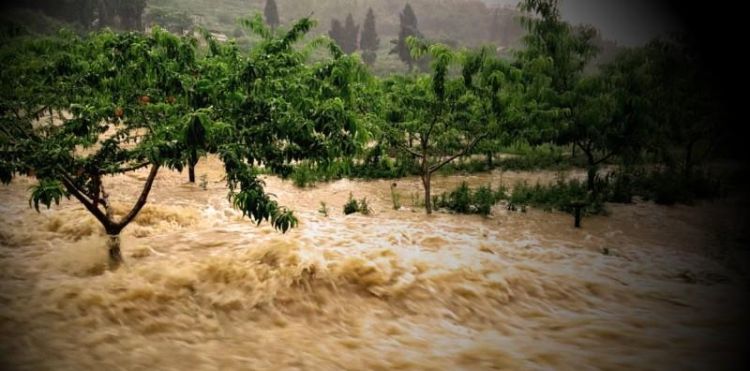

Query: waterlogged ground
[[0, 156, 747, 370]]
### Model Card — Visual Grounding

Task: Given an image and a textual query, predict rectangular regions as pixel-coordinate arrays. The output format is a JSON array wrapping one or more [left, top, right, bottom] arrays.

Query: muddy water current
[[0, 156, 747, 370]]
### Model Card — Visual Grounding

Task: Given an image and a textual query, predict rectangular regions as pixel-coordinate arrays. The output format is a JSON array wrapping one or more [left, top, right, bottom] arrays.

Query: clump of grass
[[507, 177, 605, 216], [390, 183, 401, 210], [433, 182, 506, 216], [343, 193, 372, 215], [318, 201, 329, 217], [199, 174, 208, 190]]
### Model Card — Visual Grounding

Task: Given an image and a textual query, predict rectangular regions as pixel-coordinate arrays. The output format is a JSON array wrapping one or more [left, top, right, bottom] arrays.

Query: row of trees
[[4, 0, 147, 31], [1, 15, 364, 268], [1, 0, 727, 267], [328, 9, 380, 66]]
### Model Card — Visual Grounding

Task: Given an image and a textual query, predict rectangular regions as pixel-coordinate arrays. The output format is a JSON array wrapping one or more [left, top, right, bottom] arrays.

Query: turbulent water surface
[[0, 156, 747, 370]]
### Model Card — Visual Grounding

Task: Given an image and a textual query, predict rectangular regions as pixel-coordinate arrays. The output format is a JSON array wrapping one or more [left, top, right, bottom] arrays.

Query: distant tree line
[[2, 0, 146, 31]]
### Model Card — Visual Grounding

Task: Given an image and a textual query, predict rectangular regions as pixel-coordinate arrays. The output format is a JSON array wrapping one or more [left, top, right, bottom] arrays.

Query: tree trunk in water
[[106, 234, 123, 270], [188, 164, 195, 183], [584, 149, 596, 192], [486, 151, 493, 169], [423, 172, 432, 214], [587, 165, 597, 192], [188, 149, 197, 183]]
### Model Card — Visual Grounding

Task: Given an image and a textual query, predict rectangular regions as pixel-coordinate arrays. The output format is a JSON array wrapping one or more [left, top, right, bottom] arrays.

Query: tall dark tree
[[264, 0, 279, 30], [390, 3, 421, 71], [488, 9, 502, 44], [328, 18, 344, 49], [341, 13, 359, 54], [360, 8, 379, 66]]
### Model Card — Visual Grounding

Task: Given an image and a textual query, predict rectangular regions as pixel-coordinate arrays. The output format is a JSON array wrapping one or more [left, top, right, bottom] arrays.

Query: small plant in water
[[343, 193, 359, 215], [390, 183, 401, 210], [199, 174, 208, 190], [343, 193, 372, 215], [359, 197, 372, 215], [318, 201, 329, 217]]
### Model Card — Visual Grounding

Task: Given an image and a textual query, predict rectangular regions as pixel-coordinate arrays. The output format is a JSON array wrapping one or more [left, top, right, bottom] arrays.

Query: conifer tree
[[328, 18, 344, 49], [342, 13, 359, 54], [390, 3, 421, 71], [360, 8, 379, 66], [264, 0, 279, 30]]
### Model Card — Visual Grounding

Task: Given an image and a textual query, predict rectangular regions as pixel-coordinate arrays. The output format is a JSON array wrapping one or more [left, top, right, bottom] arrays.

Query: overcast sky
[[486, 0, 683, 46]]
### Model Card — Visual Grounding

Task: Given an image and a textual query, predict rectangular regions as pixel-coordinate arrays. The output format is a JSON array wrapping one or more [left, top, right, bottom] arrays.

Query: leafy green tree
[[360, 8, 379, 66], [0, 16, 362, 268], [516, 0, 598, 145], [390, 3, 422, 71], [569, 46, 655, 191], [1, 28, 201, 268], [641, 37, 722, 180], [384, 39, 490, 214], [264, 0, 280, 30]]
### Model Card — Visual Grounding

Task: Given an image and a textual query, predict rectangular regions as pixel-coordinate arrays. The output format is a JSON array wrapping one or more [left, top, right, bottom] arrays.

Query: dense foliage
[[0, 0, 735, 266]]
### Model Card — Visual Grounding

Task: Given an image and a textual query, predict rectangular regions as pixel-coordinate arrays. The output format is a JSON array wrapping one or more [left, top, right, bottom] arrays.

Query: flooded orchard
[[0, 156, 747, 370]]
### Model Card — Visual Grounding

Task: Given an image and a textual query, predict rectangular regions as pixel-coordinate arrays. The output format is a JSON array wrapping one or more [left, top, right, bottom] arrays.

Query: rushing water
[[0, 156, 747, 370]]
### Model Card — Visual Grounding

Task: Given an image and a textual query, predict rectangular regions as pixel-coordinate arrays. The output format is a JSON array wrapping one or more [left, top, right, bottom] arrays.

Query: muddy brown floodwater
[[0, 155, 747, 370]]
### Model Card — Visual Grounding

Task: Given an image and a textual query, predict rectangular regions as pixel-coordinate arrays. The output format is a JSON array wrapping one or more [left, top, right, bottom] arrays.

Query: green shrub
[[433, 182, 504, 216], [474, 185, 495, 216], [291, 163, 316, 188], [343, 193, 359, 215], [342, 193, 372, 215], [508, 178, 605, 215], [390, 183, 402, 210]]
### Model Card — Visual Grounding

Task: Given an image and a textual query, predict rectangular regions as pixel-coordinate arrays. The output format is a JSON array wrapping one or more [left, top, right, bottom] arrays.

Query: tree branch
[[593, 150, 615, 166], [114, 164, 160, 231], [429, 134, 486, 173], [59, 173, 111, 228], [398, 143, 424, 158], [101, 161, 150, 175]]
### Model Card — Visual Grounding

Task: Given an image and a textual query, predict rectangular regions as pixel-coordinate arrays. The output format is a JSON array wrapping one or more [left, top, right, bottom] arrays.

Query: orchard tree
[[641, 37, 722, 180], [570, 46, 655, 191], [464, 50, 527, 168], [0, 16, 362, 268], [384, 39, 490, 214], [360, 8, 379, 66], [0, 28, 203, 268], [215, 15, 363, 220], [515, 0, 599, 151]]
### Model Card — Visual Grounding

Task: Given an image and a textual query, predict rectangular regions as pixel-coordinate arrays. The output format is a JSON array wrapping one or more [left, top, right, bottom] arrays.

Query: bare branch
[[101, 162, 150, 175], [429, 134, 486, 173], [398, 143, 424, 158], [114, 164, 160, 231], [59, 173, 111, 228]]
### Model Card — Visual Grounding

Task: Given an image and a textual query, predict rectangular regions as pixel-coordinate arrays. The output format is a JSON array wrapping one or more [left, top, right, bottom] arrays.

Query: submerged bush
[[433, 182, 505, 216], [343, 193, 372, 215], [508, 178, 605, 215]]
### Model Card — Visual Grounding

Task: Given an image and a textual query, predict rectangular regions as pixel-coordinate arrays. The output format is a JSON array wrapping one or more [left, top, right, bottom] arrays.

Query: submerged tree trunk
[[587, 164, 597, 192], [188, 149, 198, 183], [61, 164, 161, 270], [106, 234, 123, 270], [583, 148, 597, 192], [423, 172, 432, 214]]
